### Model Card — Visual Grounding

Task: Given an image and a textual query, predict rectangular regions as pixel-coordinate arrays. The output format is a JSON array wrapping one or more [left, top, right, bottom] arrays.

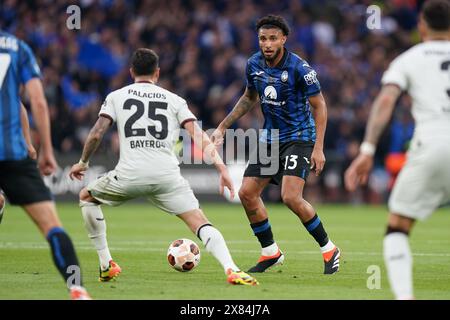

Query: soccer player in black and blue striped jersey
[[212, 15, 340, 274], [0, 30, 90, 299]]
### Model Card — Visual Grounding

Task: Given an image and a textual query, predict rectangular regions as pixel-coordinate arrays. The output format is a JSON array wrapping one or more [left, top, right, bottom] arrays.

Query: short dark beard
[[263, 47, 282, 63], [261, 48, 281, 62]]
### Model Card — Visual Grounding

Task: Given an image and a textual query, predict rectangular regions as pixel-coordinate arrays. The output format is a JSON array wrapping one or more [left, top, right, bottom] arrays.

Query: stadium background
[[1, 0, 421, 204], [2, 0, 450, 302]]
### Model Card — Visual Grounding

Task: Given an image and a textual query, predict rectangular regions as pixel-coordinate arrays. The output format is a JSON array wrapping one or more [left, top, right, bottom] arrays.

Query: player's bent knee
[[238, 187, 256, 204], [281, 192, 300, 207], [79, 188, 90, 201], [79, 188, 100, 205]]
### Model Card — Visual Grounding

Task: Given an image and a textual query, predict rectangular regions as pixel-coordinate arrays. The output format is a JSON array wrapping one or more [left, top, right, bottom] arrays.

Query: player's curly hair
[[422, 0, 450, 31], [256, 15, 290, 36]]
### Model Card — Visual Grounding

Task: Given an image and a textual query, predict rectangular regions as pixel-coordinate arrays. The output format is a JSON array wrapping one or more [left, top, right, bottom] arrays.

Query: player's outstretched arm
[[184, 121, 235, 200], [69, 116, 111, 181], [20, 102, 37, 160], [344, 84, 402, 191], [211, 87, 258, 145], [25, 78, 57, 175], [309, 92, 328, 176]]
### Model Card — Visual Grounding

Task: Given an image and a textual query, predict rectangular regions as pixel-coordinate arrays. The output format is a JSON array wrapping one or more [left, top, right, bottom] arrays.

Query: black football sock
[[250, 219, 275, 248], [303, 214, 329, 247], [47, 227, 83, 288]]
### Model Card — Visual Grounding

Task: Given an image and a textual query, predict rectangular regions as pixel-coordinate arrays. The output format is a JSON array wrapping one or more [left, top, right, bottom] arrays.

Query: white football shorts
[[87, 170, 200, 215], [388, 138, 450, 221]]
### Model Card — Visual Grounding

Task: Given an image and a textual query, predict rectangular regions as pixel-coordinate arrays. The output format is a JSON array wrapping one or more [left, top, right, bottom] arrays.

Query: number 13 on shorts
[[284, 155, 299, 170]]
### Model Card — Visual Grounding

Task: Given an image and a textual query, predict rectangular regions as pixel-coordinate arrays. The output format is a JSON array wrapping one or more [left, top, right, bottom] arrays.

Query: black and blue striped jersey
[[246, 49, 321, 144], [0, 31, 41, 160]]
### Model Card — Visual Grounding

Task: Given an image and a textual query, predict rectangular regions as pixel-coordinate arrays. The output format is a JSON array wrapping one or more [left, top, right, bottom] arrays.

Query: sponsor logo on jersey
[[0, 36, 18, 51], [303, 70, 318, 85], [281, 70, 288, 82], [264, 86, 277, 100], [251, 71, 265, 76], [261, 85, 286, 106]]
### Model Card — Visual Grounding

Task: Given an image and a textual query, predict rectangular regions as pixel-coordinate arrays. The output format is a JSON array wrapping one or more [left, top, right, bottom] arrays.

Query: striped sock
[[250, 219, 279, 256], [303, 214, 330, 247]]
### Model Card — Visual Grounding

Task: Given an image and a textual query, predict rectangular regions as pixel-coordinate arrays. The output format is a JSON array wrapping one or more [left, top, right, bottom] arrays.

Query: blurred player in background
[[0, 30, 90, 299], [0, 103, 37, 224], [69, 48, 258, 286], [212, 15, 340, 274], [345, 0, 450, 299]]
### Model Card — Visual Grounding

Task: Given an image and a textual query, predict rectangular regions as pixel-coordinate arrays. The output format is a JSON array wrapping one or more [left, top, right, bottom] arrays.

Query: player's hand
[[310, 147, 326, 176], [38, 151, 58, 176], [27, 144, 37, 160], [219, 168, 235, 200], [69, 162, 88, 181], [210, 128, 225, 146], [344, 153, 374, 192]]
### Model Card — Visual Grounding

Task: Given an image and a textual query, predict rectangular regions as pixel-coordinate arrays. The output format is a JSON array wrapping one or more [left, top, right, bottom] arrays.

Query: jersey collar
[[136, 80, 154, 84]]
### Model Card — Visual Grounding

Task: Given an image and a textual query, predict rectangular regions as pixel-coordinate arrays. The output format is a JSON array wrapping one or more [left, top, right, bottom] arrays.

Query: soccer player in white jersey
[[345, 0, 450, 300], [69, 48, 258, 286]]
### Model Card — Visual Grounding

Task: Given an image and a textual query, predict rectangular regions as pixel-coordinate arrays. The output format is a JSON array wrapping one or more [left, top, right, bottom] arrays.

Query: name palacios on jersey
[[128, 88, 167, 100], [126, 88, 169, 150]]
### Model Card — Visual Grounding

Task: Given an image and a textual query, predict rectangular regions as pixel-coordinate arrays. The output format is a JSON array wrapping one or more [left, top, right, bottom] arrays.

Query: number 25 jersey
[[99, 82, 196, 184]]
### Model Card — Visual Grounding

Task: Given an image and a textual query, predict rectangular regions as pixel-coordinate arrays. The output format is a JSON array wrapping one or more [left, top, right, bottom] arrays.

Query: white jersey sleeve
[[382, 41, 450, 141], [176, 97, 197, 127], [98, 93, 117, 122], [381, 54, 409, 90]]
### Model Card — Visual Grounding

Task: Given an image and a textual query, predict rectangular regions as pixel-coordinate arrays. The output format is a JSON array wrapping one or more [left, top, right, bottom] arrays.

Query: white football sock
[[383, 232, 414, 300], [80, 201, 112, 270], [261, 243, 279, 256], [197, 225, 239, 273], [320, 240, 335, 253]]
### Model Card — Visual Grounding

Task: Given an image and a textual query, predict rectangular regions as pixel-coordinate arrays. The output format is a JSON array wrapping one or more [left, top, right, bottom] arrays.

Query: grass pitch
[[0, 203, 449, 300]]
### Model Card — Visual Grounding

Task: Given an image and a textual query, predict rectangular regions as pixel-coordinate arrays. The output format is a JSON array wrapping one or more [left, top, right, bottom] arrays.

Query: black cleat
[[248, 250, 284, 273], [324, 247, 340, 274]]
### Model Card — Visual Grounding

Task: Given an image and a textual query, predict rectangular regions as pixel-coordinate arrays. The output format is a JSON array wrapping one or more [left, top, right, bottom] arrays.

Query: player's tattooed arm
[[71, 116, 112, 180], [363, 84, 402, 145], [344, 84, 402, 191], [219, 87, 258, 130], [80, 116, 112, 163], [211, 87, 258, 145], [185, 121, 235, 199]]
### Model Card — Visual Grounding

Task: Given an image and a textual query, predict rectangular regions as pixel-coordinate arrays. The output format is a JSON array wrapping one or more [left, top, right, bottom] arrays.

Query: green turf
[[0, 203, 449, 300]]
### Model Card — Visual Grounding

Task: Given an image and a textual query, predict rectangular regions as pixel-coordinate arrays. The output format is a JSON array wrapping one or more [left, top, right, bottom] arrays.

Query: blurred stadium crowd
[[1, 0, 421, 203]]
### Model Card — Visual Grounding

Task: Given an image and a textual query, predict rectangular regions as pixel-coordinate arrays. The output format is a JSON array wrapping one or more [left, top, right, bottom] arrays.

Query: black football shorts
[[0, 157, 53, 205], [244, 140, 314, 185]]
